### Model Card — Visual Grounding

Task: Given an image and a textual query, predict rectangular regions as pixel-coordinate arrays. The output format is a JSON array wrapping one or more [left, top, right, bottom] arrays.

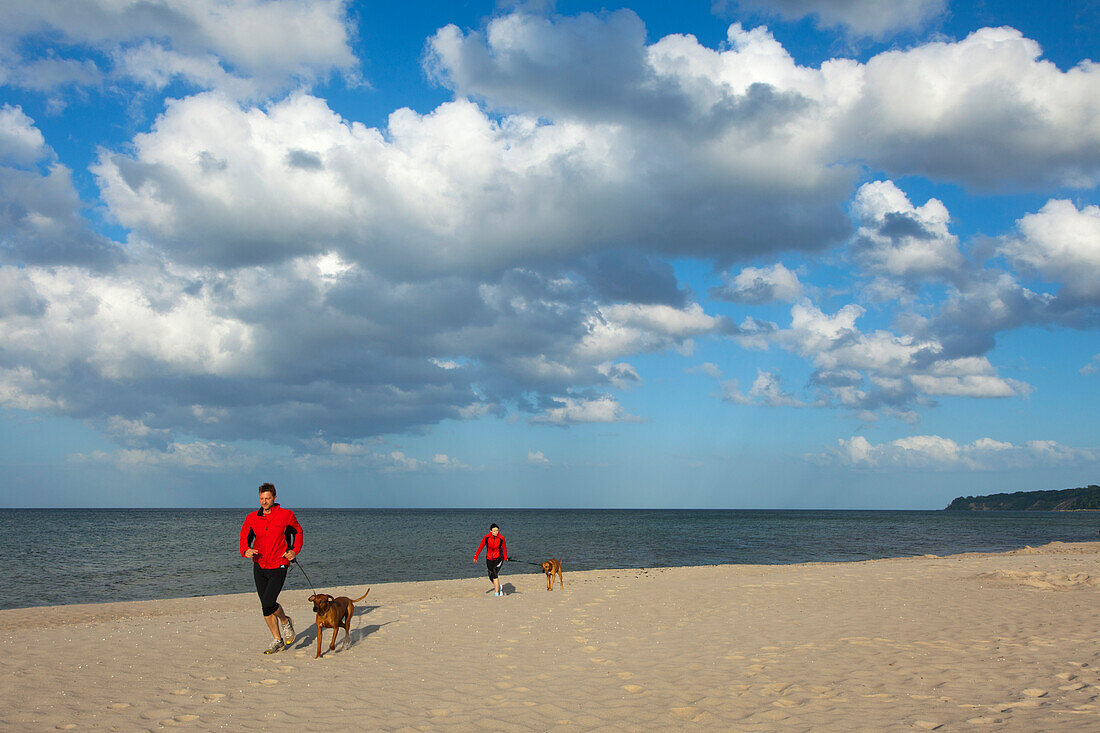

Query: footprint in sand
[[616, 672, 633, 680], [260, 679, 279, 685], [142, 709, 176, 721], [1022, 688, 1048, 698], [159, 714, 200, 727], [55, 725, 77, 730], [108, 702, 132, 710], [913, 721, 942, 730], [621, 684, 645, 693], [202, 676, 227, 681], [965, 716, 1002, 725], [204, 693, 226, 702], [170, 689, 191, 695]]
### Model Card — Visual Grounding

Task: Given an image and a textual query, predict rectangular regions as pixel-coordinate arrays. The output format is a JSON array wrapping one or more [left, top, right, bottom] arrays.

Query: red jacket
[[475, 533, 507, 561], [240, 504, 303, 570]]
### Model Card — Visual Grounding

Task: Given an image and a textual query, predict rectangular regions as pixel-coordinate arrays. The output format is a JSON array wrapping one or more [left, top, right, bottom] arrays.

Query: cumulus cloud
[[0, 0, 357, 98], [0, 105, 48, 166], [816, 434, 1097, 470], [1083, 354, 1100, 376], [711, 263, 804, 304], [721, 369, 804, 407], [726, 0, 947, 38], [1002, 199, 1100, 302], [911, 197, 1100, 362], [432, 15, 1100, 194], [527, 449, 550, 465], [1, 7, 1098, 464], [767, 300, 1031, 412], [843, 28, 1100, 189], [850, 180, 962, 282], [0, 106, 121, 267], [531, 394, 640, 425], [73, 441, 264, 471]]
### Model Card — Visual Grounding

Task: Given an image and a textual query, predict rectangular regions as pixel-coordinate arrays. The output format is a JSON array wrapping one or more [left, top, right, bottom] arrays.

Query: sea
[[3, 508, 1098, 611]]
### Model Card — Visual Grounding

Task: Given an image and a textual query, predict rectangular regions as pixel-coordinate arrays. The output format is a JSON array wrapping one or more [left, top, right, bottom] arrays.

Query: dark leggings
[[253, 564, 288, 616], [486, 557, 503, 580]]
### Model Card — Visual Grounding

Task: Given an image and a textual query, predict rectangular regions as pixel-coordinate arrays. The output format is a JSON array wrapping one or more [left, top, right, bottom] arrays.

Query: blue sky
[[0, 0, 1097, 509]]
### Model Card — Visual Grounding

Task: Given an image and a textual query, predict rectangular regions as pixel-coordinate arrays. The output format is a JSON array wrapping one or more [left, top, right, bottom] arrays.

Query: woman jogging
[[474, 523, 508, 597]]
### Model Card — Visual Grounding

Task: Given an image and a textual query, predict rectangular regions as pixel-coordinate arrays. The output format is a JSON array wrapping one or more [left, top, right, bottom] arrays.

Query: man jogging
[[240, 482, 302, 654], [474, 523, 508, 597]]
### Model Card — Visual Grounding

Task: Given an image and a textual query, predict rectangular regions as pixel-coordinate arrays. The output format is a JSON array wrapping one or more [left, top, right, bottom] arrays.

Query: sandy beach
[[4, 542, 1100, 731]]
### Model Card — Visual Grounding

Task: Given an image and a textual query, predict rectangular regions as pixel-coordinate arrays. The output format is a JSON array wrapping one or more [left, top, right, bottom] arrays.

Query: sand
[[4, 542, 1100, 731]]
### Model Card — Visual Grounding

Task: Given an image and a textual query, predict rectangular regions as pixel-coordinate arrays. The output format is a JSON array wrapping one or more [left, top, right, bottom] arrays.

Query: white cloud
[[1, 8, 1097, 462], [527, 449, 550, 465], [688, 362, 724, 379], [0, 0, 357, 98], [579, 303, 730, 362], [773, 300, 1030, 410], [844, 28, 1100, 188], [1002, 199, 1100, 302], [722, 369, 804, 407], [0, 105, 48, 166], [532, 395, 640, 425], [850, 180, 962, 281], [1082, 354, 1100, 376], [712, 263, 804, 304], [0, 109, 120, 267], [728, 0, 947, 38], [818, 434, 1097, 470], [433, 15, 1100, 194], [74, 440, 263, 471]]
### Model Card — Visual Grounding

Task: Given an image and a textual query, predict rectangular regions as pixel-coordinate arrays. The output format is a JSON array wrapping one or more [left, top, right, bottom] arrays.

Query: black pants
[[253, 564, 288, 616], [486, 557, 503, 580]]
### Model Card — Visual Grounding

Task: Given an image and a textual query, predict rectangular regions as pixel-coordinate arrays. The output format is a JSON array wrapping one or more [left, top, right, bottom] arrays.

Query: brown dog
[[307, 589, 369, 658], [541, 559, 563, 591]]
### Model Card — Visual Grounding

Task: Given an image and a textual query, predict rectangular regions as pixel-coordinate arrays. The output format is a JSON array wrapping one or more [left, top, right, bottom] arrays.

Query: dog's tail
[[351, 588, 370, 602]]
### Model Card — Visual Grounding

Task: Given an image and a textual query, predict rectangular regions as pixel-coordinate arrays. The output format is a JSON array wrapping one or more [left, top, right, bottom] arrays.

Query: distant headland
[[945, 485, 1100, 511]]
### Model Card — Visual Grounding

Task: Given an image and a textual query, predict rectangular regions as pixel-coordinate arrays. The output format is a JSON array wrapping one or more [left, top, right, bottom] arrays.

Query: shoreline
[[4, 539, 1092, 614], [4, 541, 1100, 729]]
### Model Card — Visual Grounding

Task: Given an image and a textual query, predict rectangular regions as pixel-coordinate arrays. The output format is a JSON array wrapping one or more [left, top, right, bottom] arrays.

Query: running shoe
[[280, 617, 295, 645], [263, 638, 285, 654]]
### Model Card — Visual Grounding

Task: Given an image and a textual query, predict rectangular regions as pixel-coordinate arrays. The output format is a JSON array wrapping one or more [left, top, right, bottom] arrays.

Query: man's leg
[[257, 567, 288, 641]]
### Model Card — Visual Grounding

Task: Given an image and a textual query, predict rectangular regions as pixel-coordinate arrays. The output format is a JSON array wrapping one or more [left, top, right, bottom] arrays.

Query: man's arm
[[284, 511, 303, 560], [240, 517, 257, 558]]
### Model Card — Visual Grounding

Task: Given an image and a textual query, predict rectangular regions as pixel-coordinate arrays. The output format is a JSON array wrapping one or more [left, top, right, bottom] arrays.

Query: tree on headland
[[945, 485, 1100, 511]]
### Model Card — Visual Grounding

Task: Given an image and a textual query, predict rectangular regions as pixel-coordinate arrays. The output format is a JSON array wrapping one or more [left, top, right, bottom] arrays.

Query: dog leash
[[507, 558, 548, 568], [291, 558, 318, 595]]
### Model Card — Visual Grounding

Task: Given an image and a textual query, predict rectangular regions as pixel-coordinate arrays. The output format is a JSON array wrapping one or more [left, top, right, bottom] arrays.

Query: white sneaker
[[280, 617, 295, 644], [263, 638, 285, 654]]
